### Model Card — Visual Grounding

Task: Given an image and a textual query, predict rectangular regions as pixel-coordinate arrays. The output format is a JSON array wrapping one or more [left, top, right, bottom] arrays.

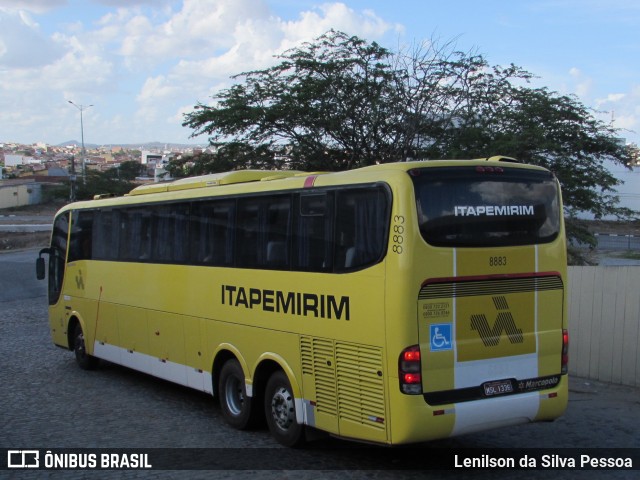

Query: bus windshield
[[411, 166, 560, 247]]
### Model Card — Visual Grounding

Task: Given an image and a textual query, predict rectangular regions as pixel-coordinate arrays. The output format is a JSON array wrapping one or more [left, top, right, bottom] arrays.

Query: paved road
[[0, 224, 52, 232], [0, 248, 638, 479]]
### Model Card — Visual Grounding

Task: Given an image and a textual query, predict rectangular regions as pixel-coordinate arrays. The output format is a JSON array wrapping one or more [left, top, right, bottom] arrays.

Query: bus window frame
[[70, 182, 392, 274]]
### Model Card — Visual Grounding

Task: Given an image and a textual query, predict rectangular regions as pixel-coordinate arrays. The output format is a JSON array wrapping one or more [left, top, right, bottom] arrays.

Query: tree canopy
[[178, 30, 634, 257], [74, 160, 143, 200]]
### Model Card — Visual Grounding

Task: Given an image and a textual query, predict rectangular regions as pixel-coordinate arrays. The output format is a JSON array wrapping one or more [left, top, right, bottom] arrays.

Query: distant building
[[4, 154, 28, 167], [141, 151, 163, 165], [154, 162, 170, 182], [0, 180, 42, 209], [627, 143, 639, 166], [46, 167, 68, 178]]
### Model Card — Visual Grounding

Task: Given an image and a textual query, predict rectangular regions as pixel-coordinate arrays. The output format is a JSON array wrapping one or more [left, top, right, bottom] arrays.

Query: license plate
[[483, 379, 514, 397]]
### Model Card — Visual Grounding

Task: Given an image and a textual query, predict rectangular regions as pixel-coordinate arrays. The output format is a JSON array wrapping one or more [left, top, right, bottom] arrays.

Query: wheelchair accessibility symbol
[[430, 323, 452, 351]]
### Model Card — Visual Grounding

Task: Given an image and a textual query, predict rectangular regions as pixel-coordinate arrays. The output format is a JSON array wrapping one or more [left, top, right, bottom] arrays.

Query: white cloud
[[281, 3, 401, 43], [596, 93, 626, 107], [568, 67, 593, 98], [137, 74, 180, 103], [96, 0, 171, 6], [0, 0, 402, 144], [0, 0, 67, 13], [125, 0, 400, 141], [109, 0, 273, 69], [610, 88, 640, 138], [592, 88, 639, 140], [0, 10, 65, 67]]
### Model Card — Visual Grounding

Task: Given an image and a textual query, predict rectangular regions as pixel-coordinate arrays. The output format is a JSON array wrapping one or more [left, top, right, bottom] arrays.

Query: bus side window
[[237, 200, 260, 267], [294, 193, 333, 272], [118, 208, 150, 261], [93, 209, 120, 260], [190, 200, 235, 266], [69, 210, 94, 262], [265, 197, 290, 269], [237, 195, 291, 270], [335, 187, 389, 271], [191, 202, 214, 264], [143, 203, 187, 264]]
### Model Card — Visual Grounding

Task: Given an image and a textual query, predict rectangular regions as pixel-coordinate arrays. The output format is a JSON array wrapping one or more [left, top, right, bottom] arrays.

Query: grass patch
[[612, 251, 640, 260]]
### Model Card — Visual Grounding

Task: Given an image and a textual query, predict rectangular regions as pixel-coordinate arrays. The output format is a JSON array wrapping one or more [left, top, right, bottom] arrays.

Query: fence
[[594, 233, 640, 251], [568, 266, 640, 386]]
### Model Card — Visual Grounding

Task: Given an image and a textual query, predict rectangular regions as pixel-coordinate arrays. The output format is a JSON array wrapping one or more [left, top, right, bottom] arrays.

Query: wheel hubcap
[[225, 376, 244, 416], [271, 386, 295, 431], [76, 332, 86, 356]]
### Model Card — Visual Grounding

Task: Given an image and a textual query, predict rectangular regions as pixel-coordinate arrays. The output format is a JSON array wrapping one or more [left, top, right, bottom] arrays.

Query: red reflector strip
[[433, 410, 445, 416], [548, 392, 558, 398], [303, 175, 318, 188]]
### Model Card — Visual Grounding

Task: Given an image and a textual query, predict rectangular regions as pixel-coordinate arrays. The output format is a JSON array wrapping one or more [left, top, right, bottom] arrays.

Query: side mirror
[[36, 248, 51, 280]]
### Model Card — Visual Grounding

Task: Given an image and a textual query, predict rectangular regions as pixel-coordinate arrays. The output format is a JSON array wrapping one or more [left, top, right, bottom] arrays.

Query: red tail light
[[402, 349, 421, 362], [403, 373, 421, 383], [561, 329, 569, 374], [399, 345, 422, 395]]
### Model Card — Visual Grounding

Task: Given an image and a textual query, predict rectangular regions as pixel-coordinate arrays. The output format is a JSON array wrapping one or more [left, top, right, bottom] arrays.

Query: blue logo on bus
[[430, 324, 452, 351]]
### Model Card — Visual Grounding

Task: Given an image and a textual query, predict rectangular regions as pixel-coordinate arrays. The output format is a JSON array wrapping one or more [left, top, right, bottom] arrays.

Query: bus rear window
[[411, 167, 560, 247]]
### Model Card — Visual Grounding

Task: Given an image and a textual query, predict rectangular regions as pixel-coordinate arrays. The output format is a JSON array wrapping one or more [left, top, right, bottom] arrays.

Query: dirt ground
[[0, 202, 62, 217], [0, 231, 51, 251], [0, 202, 61, 251]]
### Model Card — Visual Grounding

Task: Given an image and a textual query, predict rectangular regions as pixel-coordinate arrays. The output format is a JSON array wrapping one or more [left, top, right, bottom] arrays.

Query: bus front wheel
[[73, 323, 99, 370], [264, 370, 305, 447], [218, 359, 259, 430]]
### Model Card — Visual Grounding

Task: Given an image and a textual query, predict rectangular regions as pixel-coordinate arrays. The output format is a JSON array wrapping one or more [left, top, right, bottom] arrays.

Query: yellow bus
[[36, 157, 568, 446]]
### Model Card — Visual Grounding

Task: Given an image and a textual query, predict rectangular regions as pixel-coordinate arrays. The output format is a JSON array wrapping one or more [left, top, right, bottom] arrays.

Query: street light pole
[[67, 100, 93, 188]]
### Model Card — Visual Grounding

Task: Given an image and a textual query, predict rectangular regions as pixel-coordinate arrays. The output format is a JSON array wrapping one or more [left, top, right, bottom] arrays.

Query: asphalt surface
[[0, 248, 638, 479]]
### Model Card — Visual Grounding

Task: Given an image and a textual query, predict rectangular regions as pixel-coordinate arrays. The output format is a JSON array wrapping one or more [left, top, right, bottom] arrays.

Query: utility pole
[[69, 155, 76, 202], [68, 100, 93, 186]]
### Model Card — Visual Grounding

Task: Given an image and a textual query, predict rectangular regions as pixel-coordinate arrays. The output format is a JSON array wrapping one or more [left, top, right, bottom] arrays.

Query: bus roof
[[128, 170, 305, 196], [57, 157, 550, 213]]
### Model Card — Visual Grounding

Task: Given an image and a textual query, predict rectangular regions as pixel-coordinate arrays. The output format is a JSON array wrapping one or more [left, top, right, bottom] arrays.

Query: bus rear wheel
[[264, 370, 305, 447], [218, 359, 259, 430], [73, 323, 99, 370]]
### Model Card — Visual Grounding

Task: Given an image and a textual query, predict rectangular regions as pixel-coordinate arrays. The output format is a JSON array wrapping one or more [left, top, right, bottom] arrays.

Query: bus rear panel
[[390, 163, 567, 443]]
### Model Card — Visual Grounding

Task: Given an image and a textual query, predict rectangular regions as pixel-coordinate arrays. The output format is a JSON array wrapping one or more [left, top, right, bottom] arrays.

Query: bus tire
[[73, 323, 99, 370], [218, 359, 258, 430], [264, 370, 305, 447]]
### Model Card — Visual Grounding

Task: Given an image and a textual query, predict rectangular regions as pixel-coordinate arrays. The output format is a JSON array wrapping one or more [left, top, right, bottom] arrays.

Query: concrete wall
[[0, 182, 42, 209], [568, 266, 640, 386]]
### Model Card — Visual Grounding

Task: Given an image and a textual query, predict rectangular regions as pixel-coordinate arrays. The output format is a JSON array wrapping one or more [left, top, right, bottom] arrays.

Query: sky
[[0, 0, 639, 148]]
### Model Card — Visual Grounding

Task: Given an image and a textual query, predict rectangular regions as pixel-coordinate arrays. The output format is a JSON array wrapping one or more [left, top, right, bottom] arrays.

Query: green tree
[[165, 144, 280, 179], [116, 160, 145, 180], [180, 30, 634, 259], [75, 161, 142, 200]]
